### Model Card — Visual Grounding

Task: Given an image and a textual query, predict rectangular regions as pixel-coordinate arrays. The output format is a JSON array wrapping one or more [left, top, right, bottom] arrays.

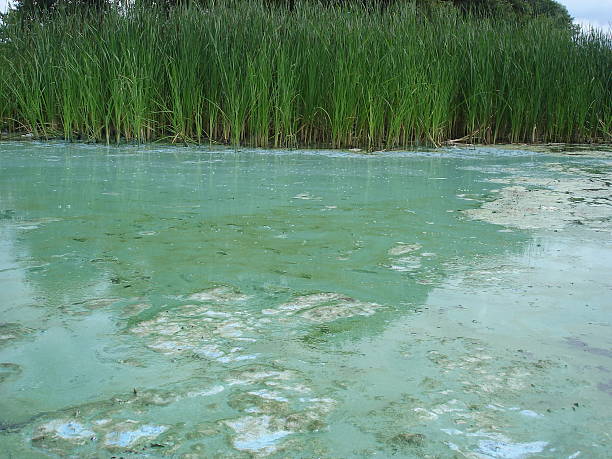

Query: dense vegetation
[[6, 0, 575, 24], [0, 1, 610, 147]]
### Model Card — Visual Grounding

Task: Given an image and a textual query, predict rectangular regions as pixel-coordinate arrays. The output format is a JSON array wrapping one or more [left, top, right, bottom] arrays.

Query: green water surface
[[0, 142, 610, 458]]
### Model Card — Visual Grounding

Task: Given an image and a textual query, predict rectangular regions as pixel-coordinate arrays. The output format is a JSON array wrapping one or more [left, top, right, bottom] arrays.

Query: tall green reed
[[0, 1, 610, 147]]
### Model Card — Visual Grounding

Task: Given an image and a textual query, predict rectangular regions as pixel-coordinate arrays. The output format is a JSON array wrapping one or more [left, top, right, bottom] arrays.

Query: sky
[[0, 0, 611, 31], [562, 0, 612, 32]]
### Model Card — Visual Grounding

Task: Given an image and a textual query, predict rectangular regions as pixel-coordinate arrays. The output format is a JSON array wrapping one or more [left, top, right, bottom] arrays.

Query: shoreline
[[1, 135, 611, 155]]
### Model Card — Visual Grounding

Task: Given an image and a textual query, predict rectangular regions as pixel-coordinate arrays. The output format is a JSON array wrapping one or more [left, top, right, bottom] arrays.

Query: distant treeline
[[6, 0, 574, 26], [0, 2, 609, 147]]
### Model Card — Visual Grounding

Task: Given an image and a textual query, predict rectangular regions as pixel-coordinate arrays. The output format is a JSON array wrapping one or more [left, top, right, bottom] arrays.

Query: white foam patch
[[226, 370, 294, 386], [265, 292, 381, 323], [465, 168, 612, 232], [104, 424, 167, 447], [225, 415, 292, 454], [205, 310, 232, 318], [477, 440, 548, 459], [218, 354, 259, 363], [187, 286, 249, 303], [216, 322, 244, 338], [248, 389, 290, 402], [388, 243, 421, 256], [40, 420, 94, 440], [519, 410, 543, 418], [194, 344, 225, 359], [292, 193, 320, 200], [186, 385, 225, 398]]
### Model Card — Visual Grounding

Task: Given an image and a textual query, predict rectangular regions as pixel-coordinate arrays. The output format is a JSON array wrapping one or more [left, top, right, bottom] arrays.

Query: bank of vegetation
[[0, 0, 610, 147]]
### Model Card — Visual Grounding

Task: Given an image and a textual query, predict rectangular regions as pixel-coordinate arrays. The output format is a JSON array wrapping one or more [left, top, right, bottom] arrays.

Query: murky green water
[[1, 142, 610, 458]]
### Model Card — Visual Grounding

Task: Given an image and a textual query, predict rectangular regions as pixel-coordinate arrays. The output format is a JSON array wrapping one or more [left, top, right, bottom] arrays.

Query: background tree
[[10, 0, 108, 20], [446, 0, 572, 26], [5, 0, 574, 29]]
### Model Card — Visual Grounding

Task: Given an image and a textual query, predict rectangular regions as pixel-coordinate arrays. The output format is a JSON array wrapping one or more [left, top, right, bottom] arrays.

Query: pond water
[[0, 142, 610, 458]]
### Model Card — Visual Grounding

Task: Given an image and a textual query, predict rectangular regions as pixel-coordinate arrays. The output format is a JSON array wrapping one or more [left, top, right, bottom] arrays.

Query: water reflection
[[0, 142, 609, 457]]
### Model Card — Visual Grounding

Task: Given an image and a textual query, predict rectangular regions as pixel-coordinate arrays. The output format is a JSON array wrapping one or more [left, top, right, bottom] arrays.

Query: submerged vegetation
[[0, 1, 610, 147]]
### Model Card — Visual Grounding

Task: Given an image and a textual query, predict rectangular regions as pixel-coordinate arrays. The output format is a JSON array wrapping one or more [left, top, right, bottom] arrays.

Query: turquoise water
[[0, 142, 610, 458]]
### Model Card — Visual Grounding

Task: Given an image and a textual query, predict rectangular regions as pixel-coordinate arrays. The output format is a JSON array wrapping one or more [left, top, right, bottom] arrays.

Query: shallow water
[[0, 142, 610, 458]]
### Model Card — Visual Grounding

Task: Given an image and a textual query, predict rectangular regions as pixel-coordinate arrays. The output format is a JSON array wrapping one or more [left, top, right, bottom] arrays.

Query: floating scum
[[0, 1, 610, 147]]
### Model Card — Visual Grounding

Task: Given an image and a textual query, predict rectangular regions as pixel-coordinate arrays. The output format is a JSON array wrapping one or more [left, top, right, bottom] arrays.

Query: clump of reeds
[[0, 1, 610, 147]]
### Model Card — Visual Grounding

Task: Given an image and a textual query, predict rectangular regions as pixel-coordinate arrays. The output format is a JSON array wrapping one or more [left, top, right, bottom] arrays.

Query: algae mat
[[0, 142, 610, 458]]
